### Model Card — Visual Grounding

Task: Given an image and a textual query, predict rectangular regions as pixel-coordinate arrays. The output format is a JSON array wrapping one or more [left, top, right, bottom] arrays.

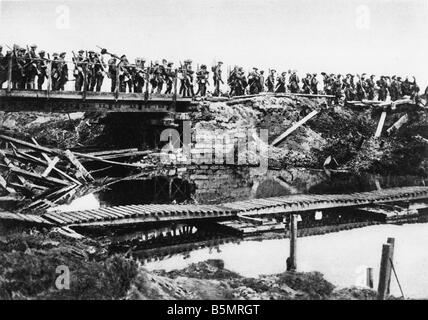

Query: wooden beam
[[237, 214, 264, 226], [42, 156, 60, 177], [375, 111, 387, 138], [271, 110, 319, 147], [64, 150, 95, 182], [386, 114, 408, 135], [377, 243, 393, 300], [8, 166, 71, 187]]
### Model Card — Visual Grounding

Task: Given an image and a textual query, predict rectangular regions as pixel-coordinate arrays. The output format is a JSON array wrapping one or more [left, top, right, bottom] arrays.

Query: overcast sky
[[1, 0, 427, 85]]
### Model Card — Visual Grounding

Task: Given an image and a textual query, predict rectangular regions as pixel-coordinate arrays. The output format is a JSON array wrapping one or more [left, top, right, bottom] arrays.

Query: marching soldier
[[248, 67, 260, 94], [185, 60, 195, 97], [56, 52, 68, 90], [343, 74, 355, 101], [24, 46, 39, 90], [302, 73, 312, 94], [86, 51, 96, 91], [164, 61, 175, 95], [73, 50, 86, 91], [234, 67, 247, 96], [377, 76, 389, 101], [13, 47, 27, 89], [310, 73, 318, 94], [275, 72, 287, 93], [133, 57, 146, 93], [259, 70, 265, 93], [107, 56, 118, 92], [212, 61, 223, 96], [90, 52, 106, 92], [37, 50, 48, 90], [195, 64, 209, 97], [265, 69, 276, 92], [150, 60, 161, 94], [321, 72, 332, 95], [355, 74, 366, 101], [179, 60, 194, 97], [332, 74, 343, 103], [288, 70, 300, 93], [118, 55, 132, 93], [50, 52, 60, 90]]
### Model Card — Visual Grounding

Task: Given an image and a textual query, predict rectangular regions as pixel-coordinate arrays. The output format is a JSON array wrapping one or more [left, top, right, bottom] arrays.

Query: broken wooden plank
[[86, 148, 138, 157], [375, 111, 387, 138], [73, 151, 149, 169], [237, 214, 264, 226], [0, 135, 59, 155], [64, 150, 95, 182], [271, 110, 319, 146], [8, 166, 71, 187], [29, 139, 83, 185], [386, 114, 408, 135], [42, 156, 60, 177]]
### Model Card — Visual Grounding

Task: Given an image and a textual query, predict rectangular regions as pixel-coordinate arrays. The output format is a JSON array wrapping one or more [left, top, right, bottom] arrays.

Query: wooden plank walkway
[[221, 186, 428, 216], [41, 204, 237, 227], [1, 186, 428, 227]]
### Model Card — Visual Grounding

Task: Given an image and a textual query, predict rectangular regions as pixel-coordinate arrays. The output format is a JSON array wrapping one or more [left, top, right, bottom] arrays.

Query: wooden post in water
[[377, 243, 393, 300], [386, 237, 395, 294], [287, 213, 298, 271], [366, 267, 374, 289]]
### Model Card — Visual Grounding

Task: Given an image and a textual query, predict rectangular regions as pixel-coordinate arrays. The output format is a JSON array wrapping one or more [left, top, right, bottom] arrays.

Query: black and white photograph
[[0, 0, 428, 307]]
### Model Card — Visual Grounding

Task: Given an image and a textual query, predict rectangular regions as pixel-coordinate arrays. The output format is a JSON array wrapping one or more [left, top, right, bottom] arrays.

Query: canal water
[[49, 168, 428, 298], [144, 223, 428, 299]]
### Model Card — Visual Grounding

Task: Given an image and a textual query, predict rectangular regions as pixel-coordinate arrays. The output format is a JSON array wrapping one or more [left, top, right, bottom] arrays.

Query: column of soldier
[[0, 44, 422, 102]]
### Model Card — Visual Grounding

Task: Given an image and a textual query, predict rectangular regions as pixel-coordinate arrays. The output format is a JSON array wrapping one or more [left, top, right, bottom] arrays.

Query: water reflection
[[144, 223, 428, 299]]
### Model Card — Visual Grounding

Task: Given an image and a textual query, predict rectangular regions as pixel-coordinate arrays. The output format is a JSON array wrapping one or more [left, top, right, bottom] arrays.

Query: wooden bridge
[[0, 89, 193, 113], [2, 186, 428, 228]]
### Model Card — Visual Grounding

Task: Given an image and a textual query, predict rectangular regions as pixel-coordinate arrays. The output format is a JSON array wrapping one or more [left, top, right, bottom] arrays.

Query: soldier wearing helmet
[[195, 64, 209, 97], [36, 50, 48, 90], [133, 57, 146, 93], [164, 61, 175, 95]]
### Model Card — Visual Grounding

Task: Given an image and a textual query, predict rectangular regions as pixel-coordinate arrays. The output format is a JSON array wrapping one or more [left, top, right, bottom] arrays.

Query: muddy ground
[[0, 229, 385, 300]]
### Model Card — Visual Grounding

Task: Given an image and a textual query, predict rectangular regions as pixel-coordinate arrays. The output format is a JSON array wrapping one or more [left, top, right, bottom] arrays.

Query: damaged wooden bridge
[[2, 185, 428, 228]]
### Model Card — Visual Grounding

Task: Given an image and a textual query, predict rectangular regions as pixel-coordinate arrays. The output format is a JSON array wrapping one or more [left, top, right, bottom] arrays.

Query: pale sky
[[1, 0, 427, 86]]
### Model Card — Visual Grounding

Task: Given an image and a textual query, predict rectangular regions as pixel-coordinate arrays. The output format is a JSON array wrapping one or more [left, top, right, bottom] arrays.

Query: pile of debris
[[0, 134, 153, 213]]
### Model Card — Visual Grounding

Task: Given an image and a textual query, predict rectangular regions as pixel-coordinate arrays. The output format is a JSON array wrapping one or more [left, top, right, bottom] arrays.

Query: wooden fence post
[[366, 267, 374, 289], [287, 213, 298, 271], [377, 243, 392, 300], [386, 237, 395, 294]]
